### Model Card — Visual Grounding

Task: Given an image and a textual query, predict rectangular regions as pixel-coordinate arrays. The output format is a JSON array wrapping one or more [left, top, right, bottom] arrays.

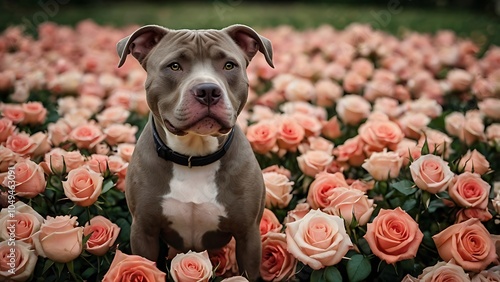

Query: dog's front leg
[[235, 224, 262, 281], [130, 219, 161, 263]]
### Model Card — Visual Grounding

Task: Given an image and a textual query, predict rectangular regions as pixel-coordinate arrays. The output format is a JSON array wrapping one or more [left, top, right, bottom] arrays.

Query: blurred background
[[0, 0, 498, 47]]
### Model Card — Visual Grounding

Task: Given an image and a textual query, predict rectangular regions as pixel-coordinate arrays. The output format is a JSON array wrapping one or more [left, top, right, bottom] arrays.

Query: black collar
[[151, 116, 234, 168]]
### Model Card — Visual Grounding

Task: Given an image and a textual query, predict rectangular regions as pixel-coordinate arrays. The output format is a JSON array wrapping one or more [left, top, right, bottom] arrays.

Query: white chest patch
[[161, 161, 227, 250]]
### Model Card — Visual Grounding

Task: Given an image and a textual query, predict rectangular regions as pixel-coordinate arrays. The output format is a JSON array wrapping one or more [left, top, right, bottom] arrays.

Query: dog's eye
[[223, 62, 236, 70], [168, 63, 182, 71]]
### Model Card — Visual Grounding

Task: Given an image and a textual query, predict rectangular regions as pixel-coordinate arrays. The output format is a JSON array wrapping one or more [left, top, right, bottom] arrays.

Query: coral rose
[[336, 94, 371, 125], [2, 159, 45, 198], [261, 232, 297, 281], [83, 216, 121, 256], [0, 241, 37, 282], [68, 121, 105, 149], [307, 172, 349, 209], [208, 238, 238, 277], [297, 150, 333, 177], [116, 143, 135, 162], [323, 187, 374, 226], [409, 154, 454, 194], [246, 120, 277, 154], [103, 250, 166, 282], [0, 201, 44, 246], [170, 251, 213, 282], [276, 116, 305, 152], [32, 215, 83, 263], [285, 209, 352, 270], [260, 208, 283, 238], [263, 172, 294, 209], [334, 136, 366, 167], [458, 150, 490, 175], [433, 218, 497, 272], [364, 207, 423, 264], [362, 149, 403, 181], [449, 172, 490, 209], [62, 167, 103, 207]]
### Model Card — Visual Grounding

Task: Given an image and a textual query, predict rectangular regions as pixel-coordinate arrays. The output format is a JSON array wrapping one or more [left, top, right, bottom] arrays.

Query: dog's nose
[[193, 83, 222, 106]]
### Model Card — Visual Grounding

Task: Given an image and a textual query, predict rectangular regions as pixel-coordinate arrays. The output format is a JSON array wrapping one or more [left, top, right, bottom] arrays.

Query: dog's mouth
[[163, 116, 232, 136]]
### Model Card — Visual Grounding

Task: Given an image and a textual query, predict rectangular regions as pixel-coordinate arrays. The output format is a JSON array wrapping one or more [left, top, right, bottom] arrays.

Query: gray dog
[[116, 24, 274, 280]]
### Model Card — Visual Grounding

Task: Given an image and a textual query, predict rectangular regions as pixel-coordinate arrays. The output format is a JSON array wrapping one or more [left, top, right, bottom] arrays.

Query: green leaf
[[390, 180, 417, 196], [42, 259, 55, 274], [81, 267, 97, 280], [101, 179, 115, 194], [357, 238, 372, 255], [347, 254, 371, 282], [311, 269, 326, 282], [324, 266, 342, 282], [54, 262, 65, 277], [402, 198, 417, 212]]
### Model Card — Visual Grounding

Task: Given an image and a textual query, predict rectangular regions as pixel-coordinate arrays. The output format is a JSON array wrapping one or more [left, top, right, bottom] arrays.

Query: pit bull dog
[[116, 24, 273, 280]]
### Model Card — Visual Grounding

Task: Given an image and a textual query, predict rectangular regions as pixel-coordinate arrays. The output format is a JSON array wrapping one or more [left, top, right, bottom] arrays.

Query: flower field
[[0, 20, 499, 281]]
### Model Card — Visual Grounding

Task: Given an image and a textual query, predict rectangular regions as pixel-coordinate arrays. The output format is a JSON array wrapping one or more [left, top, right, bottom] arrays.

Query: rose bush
[[0, 21, 499, 281]]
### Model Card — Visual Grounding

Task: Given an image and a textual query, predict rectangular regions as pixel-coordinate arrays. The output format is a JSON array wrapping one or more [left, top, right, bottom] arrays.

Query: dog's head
[[117, 24, 273, 137]]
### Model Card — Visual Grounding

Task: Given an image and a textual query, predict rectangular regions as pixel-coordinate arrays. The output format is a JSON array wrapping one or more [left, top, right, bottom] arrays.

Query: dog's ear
[[223, 24, 274, 68], [117, 25, 168, 68]]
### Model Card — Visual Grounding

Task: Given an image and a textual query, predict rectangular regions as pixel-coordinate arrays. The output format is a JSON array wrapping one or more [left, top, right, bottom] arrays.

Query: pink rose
[[2, 159, 45, 198], [262, 165, 291, 179], [276, 116, 305, 152], [321, 116, 342, 140], [103, 250, 166, 281], [0, 118, 15, 143], [103, 123, 137, 145], [62, 167, 103, 207], [405, 97, 442, 119], [458, 150, 490, 175], [444, 112, 465, 137], [315, 79, 342, 107], [395, 138, 422, 166], [486, 124, 500, 144], [260, 208, 283, 238], [5, 132, 37, 157], [351, 58, 374, 79], [456, 208, 493, 223], [449, 172, 490, 209], [87, 154, 109, 174], [21, 102, 47, 125], [263, 171, 294, 209], [30, 132, 51, 158], [284, 78, 315, 101], [0, 201, 44, 245], [307, 172, 349, 210], [208, 238, 238, 277], [417, 261, 470, 282], [0, 241, 37, 281], [0, 146, 19, 172], [398, 112, 431, 139], [32, 215, 83, 263], [472, 269, 500, 281], [334, 136, 366, 167], [284, 202, 311, 224], [299, 136, 334, 154], [342, 71, 366, 94], [297, 150, 333, 177], [358, 119, 404, 152], [364, 79, 396, 102], [323, 187, 374, 226], [364, 207, 423, 264], [69, 121, 106, 149], [83, 216, 120, 256], [349, 179, 375, 193], [292, 112, 322, 137], [0, 70, 16, 91], [78, 95, 103, 114], [1, 104, 25, 124], [409, 154, 455, 194], [447, 68, 473, 91], [362, 149, 403, 181], [472, 78, 495, 100], [478, 98, 500, 120], [418, 128, 452, 158], [116, 143, 135, 162], [170, 251, 213, 282], [261, 232, 297, 281], [336, 95, 371, 125], [246, 120, 277, 154], [48, 119, 72, 146], [433, 218, 497, 272], [285, 209, 352, 270], [373, 97, 403, 119], [460, 116, 485, 146]]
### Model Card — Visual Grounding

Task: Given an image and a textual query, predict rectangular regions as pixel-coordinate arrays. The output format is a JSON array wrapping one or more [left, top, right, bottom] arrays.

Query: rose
[[307, 171, 349, 209], [32, 215, 83, 263], [284, 78, 315, 101], [292, 112, 322, 137], [323, 187, 375, 226], [83, 216, 121, 256], [246, 120, 277, 154], [0, 117, 14, 143], [96, 106, 130, 127], [458, 150, 490, 175], [405, 97, 443, 119], [342, 71, 366, 94], [21, 101, 47, 125], [299, 136, 334, 154], [472, 269, 500, 281], [362, 149, 403, 181], [409, 154, 455, 194], [262, 165, 291, 179], [417, 261, 470, 282], [276, 116, 305, 152], [373, 97, 403, 118], [478, 98, 500, 120], [0, 241, 37, 282], [5, 133, 37, 157], [30, 132, 51, 158], [297, 150, 333, 177], [449, 172, 490, 209], [87, 154, 109, 174], [456, 208, 493, 223], [2, 159, 45, 198], [336, 94, 371, 125], [315, 79, 342, 107], [284, 202, 311, 224], [418, 128, 452, 158], [48, 119, 72, 146], [1, 104, 25, 124], [261, 232, 297, 281], [0, 201, 44, 245], [444, 112, 465, 137], [117, 143, 135, 162], [0, 146, 19, 172], [263, 171, 294, 209], [260, 208, 283, 238], [321, 116, 341, 140], [395, 138, 422, 166], [103, 123, 137, 145], [351, 58, 374, 78], [433, 218, 497, 272], [358, 119, 404, 152], [460, 116, 485, 146], [333, 136, 366, 167], [364, 207, 423, 264], [285, 209, 353, 270], [486, 124, 500, 144], [170, 251, 213, 282], [103, 250, 166, 281], [398, 112, 431, 139], [208, 238, 237, 277], [62, 167, 103, 207], [447, 68, 473, 91], [40, 148, 67, 174], [68, 121, 106, 149]]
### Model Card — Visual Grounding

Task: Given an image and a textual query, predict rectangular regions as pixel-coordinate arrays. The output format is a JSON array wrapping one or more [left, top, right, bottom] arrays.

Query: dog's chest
[[161, 161, 227, 250]]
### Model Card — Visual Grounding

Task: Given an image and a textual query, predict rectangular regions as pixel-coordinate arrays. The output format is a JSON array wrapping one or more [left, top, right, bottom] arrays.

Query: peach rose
[[456, 208, 493, 223], [418, 128, 452, 159], [307, 172, 349, 209], [20, 102, 47, 125], [103, 250, 166, 282], [362, 149, 403, 181], [417, 260, 470, 282], [486, 124, 500, 144], [284, 78, 315, 101], [280, 101, 327, 121], [32, 215, 83, 263], [359, 119, 404, 152], [409, 154, 455, 194], [334, 136, 366, 167], [285, 209, 352, 270], [116, 143, 135, 162], [30, 132, 51, 158], [260, 208, 283, 238], [363, 79, 396, 102], [5, 132, 37, 157], [447, 68, 473, 91], [208, 238, 237, 277], [1, 104, 25, 124], [364, 207, 423, 264], [83, 216, 120, 256], [351, 58, 374, 79], [263, 172, 294, 209], [398, 112, 431, 139], [299, 136, 334, 155], [0, 146, 19, 172], [170, 251, 213, 282], [78, 95, 103, 114], [405, 97, 443, 119], [292, 112, 322, 137], [103, 123, 137, 145], [458, 150, 490, 175], [449, 172, 490, 209], [276, 116, 305, 152], [62, 109, 93, 128], [68, 121, 106, 149], [246, 120, 277, 154], [284, 202, 311, 224], [0, 201, 44, 246], [472, 78, 495, 100], [444, 112, 465, 137], [96, 106, 131, 128], [87, 154, 109, 174], [373, 97, 403, 119], [321, 116, 342, 140], [315, 79, 342, 107], [336, 94, 371, 125], [62, 167, 103, 207], [472, 269, 500, 281], [0, 118, 15, 143], [2, 159, 45, 198], [433, 218, 497, 272], [48, 119, 72, 146], [261, 232, 297, 281], [349, 179, 375, 193], [395, 138, 422, 166], [460, 116, 486, 146], [323, 187, 374, 226], [262, 165, 291, 179], [478, 98, 500, 120], [343, 71, 366, 94], [297, 150, 333, 177], [0, 241, 37, 282]]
